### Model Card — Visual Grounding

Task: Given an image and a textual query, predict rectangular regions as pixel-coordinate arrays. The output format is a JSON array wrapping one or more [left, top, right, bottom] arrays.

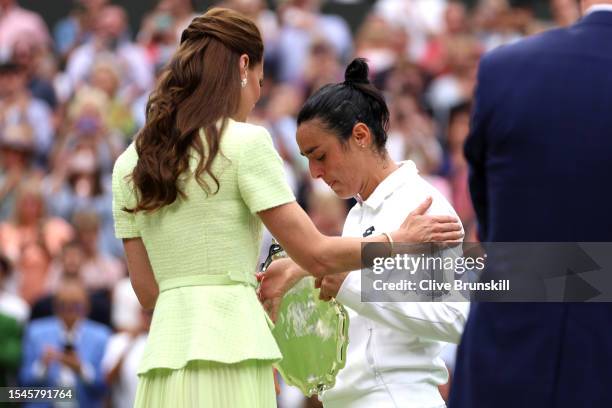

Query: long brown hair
[[128, 8, 263, 213]]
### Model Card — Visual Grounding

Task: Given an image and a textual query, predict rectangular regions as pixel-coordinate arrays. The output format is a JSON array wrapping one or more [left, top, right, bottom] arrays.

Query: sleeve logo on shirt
[[363, 226, 375, 237]]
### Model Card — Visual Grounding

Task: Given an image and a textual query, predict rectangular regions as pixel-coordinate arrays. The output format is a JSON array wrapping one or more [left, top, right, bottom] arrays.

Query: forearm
[[308, 234, 390, 277], [260, 202, 389, 277], [337, 272, 468, 343], [123, 238, 159, 309]]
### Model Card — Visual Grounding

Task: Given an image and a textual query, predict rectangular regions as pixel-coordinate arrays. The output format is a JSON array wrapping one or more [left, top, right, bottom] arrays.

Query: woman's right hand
[[392, 197, 464, 243], [256, 258, 307, 322]]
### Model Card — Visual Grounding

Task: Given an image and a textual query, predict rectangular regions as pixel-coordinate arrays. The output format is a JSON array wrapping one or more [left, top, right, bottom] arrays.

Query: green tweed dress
[[112, 119, 295, 407]]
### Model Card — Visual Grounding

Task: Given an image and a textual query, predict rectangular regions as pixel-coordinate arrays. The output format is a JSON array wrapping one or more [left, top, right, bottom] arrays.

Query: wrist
[[290, 262, 308, 280]]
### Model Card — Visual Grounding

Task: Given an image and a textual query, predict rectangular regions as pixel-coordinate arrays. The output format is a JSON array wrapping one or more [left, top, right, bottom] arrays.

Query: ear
[[351, 122, 373, 149], [239, 54, 250, 72]]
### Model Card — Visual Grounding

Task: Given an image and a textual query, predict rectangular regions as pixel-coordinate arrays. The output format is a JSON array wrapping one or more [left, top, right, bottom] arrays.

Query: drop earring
[[241, 69, 248, 88]]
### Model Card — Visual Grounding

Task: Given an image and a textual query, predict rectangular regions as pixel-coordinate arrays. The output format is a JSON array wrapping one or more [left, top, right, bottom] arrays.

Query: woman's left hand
[[257, 258, 306, 321]]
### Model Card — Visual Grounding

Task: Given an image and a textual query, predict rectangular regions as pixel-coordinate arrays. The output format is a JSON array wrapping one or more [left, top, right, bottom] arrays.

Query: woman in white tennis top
[[259, 58, 469, 408]]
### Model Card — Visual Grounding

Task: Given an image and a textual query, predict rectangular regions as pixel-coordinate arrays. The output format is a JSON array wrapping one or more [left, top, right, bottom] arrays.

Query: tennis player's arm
[[122, 238, 158, 310]]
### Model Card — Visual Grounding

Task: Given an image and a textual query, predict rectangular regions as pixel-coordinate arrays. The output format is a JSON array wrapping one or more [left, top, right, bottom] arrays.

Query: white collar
[[357, 161, 418, 210], [586, 4, 612, 14]]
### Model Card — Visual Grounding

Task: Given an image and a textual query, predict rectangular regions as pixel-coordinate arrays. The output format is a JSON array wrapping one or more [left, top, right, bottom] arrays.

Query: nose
[[309, 160, 324, 179]]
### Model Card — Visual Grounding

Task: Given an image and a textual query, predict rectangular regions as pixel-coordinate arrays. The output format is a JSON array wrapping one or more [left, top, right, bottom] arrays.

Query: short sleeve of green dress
[[111, 119, 295, 375]]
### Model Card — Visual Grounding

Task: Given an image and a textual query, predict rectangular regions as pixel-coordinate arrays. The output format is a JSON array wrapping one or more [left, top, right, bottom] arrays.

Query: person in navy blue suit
[[20, 278, 110, 408], [450, 2, 612, 407]]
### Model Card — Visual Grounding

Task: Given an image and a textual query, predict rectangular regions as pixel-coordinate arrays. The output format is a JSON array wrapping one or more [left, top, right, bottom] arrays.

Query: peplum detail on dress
[[138, 282, 281, 375]]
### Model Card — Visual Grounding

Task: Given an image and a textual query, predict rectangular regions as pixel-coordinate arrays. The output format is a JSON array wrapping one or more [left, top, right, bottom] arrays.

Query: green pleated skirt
[[134, 359, 277, 408]]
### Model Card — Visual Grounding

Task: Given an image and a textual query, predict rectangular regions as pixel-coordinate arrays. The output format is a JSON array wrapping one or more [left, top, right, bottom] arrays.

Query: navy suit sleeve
[[465, 55, 493, 241]]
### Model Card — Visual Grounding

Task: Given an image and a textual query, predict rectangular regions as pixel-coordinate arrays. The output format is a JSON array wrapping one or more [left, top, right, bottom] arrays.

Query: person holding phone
[[20, 278, 110, 408]]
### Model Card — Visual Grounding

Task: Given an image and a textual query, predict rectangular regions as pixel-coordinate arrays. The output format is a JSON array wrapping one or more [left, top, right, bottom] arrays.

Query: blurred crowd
[[0, 0, 581, 406]]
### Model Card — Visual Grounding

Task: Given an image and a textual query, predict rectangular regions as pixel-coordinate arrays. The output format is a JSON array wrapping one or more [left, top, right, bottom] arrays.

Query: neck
[[582, 0, 612, 13], [358, 154, 398, 200], [62, 319, 76, 331]]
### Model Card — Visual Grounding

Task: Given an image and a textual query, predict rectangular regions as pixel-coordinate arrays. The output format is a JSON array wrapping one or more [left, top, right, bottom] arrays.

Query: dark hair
[[297, 58, 390, 152], [128, 8, 263, 213]]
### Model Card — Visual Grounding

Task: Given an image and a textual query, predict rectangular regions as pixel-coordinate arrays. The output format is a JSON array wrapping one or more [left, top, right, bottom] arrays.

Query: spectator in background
[[276, 0, 352, 83], [374, 0, 448, 61], [137, 9, 178, 71], [220, 0, 282, 74], [378, 58, 427, 100], [53, 0, 109, 60], [0, 123, 38, 221], [46, 144, 120, 257], [301, 39, 343, 94], [20, 278, 110, 408], [11, 38, 58, 111], [102, 307, 152, 408], [0, 62, 53, 166], [446, 101, 476, 241], [353, 14, 408, 75], [421, 0, 470, 76], [0, 0, 50, 61], [148, 0, 197, 42], [253, 83, 307, 194], [111, 276, 143, 332], [386, 91, 443, 176], [427, 34, 482, 128], [0, 254, 27, 387], [46, 240, 86, 292], [306, 181, 347, 236], [15, 242, 52, 306], [89, 59, 137, 141], [0, 180, 73, 300], [31, 240, 113, 327], [53, 86, 124, 172], [0, 252, 28, 323], [550, 0, 581, 26], [66, 4, 154, 102], [71, 211, 123, 290]]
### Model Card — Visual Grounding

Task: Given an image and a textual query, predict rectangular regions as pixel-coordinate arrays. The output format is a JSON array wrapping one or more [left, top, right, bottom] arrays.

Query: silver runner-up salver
[[260, 241, 350, 397]]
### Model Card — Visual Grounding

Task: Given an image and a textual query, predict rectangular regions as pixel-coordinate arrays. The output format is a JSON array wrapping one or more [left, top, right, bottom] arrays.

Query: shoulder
[[224, 120, 272, 145], [26, 317, 59, 334], [83, 319, 112, 340], [392, 168, 459, 218], [112, 142, 138, 181], [224, 120, 276, 162]]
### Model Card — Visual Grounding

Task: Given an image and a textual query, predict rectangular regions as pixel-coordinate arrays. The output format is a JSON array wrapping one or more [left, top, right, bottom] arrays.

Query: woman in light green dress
[[112, 8, 464, 408]]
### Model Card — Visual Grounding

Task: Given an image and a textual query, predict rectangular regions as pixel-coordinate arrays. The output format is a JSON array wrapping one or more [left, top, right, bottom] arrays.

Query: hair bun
[[344, 58, 370, 85]]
